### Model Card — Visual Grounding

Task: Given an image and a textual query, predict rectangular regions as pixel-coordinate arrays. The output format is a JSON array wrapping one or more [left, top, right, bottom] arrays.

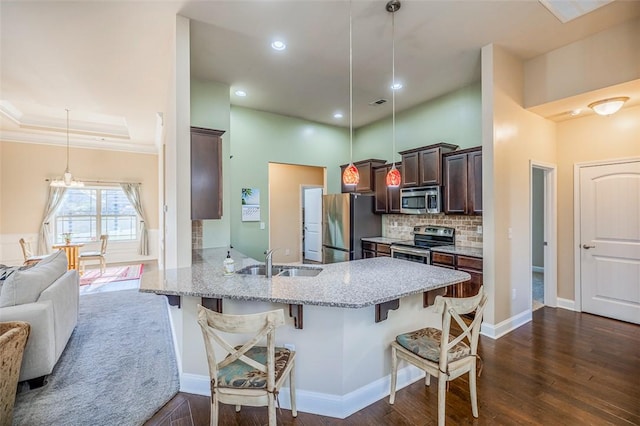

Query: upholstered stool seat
[[389, 287, 487, 426], [197, 306, 297, 426], [218, 346, 293, 389], [396, 328, 470, 363]]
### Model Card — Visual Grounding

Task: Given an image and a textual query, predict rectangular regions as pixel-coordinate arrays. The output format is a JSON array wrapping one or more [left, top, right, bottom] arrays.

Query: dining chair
[[389, 286, 487, 426], [18, 238, 48, 266], [196, 305, 297, 426], [79, 234, 108, 274]]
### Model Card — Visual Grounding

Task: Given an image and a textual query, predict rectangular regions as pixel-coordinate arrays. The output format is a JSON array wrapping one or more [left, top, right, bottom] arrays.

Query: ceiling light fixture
[[334, 112, 344, 119], [342, 0, 359, 187], [271, 40, 286, 51], [391, 82, 403, 90], [386, 0, 402, 188], [235, 90, 247, 97], [50, 109, 84, 188], [588, 97, 629, 116]]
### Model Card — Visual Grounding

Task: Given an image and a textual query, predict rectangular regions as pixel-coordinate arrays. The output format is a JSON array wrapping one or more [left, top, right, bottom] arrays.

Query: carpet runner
[[79, 264, 143, 286]]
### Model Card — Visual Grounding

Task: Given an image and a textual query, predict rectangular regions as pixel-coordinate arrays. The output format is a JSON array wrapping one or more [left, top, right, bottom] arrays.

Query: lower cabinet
[[430, 251, 483, 300], [362, 241, 391, 258]]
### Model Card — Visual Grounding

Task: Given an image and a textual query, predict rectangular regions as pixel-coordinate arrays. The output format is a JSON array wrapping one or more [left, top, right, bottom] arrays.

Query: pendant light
[[342, 0, 360, 187], [50, 109, 84, 188], [386, 0, 401, 188]]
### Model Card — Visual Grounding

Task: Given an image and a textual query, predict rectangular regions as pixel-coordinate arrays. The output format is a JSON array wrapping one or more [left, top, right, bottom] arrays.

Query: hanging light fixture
[[386, 0, 402, 188], [342, 0, 360, 187], [50, 109, 84, 188]]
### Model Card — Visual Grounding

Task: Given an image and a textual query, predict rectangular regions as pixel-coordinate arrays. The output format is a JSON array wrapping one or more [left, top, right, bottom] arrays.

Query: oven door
[[391, 246, 431, 264]]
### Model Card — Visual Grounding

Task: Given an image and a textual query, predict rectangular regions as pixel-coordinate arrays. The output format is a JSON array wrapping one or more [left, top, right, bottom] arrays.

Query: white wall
[[482, 44, 557, 334], [164, 15, 192, 270], [524, 18, 640, 107], [556, 104, 640, 301]]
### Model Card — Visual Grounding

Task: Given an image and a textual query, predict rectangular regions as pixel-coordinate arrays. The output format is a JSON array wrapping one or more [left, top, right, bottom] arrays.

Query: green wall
[[189, 78, 482, 260], [354, 82, 482, 161], [190, 79, 231, 248], [229, 107, 349, 260]]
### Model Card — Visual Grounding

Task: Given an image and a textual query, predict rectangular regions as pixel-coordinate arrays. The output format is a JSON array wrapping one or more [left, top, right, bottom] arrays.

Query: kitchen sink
[[235, 264, 322, 277], [236, 265, 283, 276], [278, 267, 323, 277]]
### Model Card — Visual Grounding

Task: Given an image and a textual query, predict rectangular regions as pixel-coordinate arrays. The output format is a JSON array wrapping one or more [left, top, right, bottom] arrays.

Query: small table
[[52, 243, 84, 270]]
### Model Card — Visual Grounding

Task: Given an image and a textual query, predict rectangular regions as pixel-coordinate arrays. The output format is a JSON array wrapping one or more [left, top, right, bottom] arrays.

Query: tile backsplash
[[192, 220, 203, 250], [383, 214, 483, 248]]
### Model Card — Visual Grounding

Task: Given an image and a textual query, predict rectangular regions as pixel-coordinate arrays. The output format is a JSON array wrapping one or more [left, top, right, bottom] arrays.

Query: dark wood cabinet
[[340, 159, 387, 193], [456, 255, 483, 298], [442, 146, 482, 215], [361, 241, 391, 258], [191, 127, 225, 220], [430, 251, 483, 301], [399, 143, 458, 188], [373, 164, 402, 214]]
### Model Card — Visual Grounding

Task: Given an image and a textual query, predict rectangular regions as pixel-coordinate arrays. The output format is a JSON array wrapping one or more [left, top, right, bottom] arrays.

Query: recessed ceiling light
[[333, 112, 343, 119], [391, 82, 403, 90], [569, 109, 581, 116], [235, 90, 247, 97], [271, 40, 286, 51]]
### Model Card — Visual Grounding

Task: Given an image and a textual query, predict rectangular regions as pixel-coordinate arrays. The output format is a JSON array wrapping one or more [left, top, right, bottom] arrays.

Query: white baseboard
[[481, 309, 532, 340], [532, 266, 544, 273], [179, 365, 425, 419], [557, 298, 577, 311]]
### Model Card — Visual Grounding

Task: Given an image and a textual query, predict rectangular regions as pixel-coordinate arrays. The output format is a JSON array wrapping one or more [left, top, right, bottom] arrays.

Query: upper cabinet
[[399, 143, 458, 187], [373, 163, 402, 214], [191, 127, 225, 220], [340, 159, 387, 193], [442, 146, 482, 215]]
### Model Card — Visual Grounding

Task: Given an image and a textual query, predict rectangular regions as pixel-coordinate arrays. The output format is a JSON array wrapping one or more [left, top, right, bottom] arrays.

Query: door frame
[[301, 185, 324, 262], [573, 156, 640, 312], [530, 160, 558, 309]]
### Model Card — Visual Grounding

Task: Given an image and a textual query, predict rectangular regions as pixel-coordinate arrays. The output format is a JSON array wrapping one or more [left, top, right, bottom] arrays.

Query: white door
[[580, 160, 640, 324], [304, 187, 323, 262]]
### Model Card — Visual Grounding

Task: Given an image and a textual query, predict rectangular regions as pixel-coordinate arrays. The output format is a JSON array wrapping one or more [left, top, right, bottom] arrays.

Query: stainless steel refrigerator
[[322, 193, 382, 263]]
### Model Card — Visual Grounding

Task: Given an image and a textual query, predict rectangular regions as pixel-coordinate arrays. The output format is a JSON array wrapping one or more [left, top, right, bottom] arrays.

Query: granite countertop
[[140, 247, 470, 308], [361, 236, 405, 245], [430, 245, 483, 258]]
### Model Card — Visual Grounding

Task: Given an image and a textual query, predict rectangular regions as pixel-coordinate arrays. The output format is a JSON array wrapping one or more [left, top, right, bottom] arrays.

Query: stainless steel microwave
[[400, 186, 441, 214]]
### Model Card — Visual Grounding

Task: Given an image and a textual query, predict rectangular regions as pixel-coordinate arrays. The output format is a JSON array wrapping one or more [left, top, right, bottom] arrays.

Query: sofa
[[0, 250, 79, 383]]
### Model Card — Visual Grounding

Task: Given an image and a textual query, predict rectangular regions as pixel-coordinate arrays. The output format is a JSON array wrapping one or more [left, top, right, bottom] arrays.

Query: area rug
[[79, 264, 143, 286], [12, 290, 179, 425]]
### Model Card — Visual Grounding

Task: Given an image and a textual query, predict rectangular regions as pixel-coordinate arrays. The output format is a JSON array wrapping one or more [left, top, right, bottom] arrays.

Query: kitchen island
[[140, 247, 471, 418]]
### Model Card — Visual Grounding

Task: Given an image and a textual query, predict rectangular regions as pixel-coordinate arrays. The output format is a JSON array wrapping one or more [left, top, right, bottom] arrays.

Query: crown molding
[[0, 129, 158, 154], [0, 101, 131, 139]]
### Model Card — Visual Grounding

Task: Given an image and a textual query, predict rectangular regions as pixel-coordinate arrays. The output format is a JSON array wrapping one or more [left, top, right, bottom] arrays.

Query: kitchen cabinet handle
[[582, 244, 596, 249]]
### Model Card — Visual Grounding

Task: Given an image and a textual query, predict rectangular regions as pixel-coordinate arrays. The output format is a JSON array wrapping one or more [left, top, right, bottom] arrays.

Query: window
[[55, 187, 138, 243]]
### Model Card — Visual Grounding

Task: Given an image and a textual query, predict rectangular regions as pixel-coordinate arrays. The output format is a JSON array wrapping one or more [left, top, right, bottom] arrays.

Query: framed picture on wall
[[241, 188, 260, 222]]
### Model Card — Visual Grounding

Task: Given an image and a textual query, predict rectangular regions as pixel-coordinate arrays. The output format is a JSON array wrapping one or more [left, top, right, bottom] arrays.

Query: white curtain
[[37, 186, 67, 255], [120, 183, 149, 255]]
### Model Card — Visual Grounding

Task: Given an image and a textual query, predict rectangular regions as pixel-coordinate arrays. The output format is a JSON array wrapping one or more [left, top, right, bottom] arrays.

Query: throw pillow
[[0, 250, 68, 308]]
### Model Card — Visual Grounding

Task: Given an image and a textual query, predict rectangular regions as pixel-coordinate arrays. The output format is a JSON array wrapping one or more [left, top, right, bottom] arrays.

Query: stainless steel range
[[390, 226, 455, 264]]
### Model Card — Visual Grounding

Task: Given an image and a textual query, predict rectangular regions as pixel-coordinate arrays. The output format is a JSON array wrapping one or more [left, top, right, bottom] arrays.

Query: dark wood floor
[[145, 307, 640, 425]]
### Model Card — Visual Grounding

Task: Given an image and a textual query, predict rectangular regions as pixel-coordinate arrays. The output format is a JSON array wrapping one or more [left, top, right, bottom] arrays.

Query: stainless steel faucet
[[264, 249, 276, 278]]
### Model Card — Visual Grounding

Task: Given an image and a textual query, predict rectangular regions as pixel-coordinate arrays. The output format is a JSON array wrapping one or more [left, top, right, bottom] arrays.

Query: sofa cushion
[[0, 251, 68, 308]]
